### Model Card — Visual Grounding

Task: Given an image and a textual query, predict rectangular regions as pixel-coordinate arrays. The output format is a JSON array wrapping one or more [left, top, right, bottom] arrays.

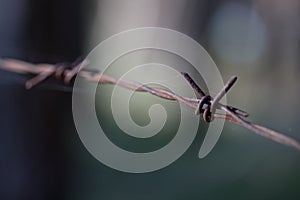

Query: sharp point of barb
[[180, 72, 206, 97], [25, 81, 33, 89], [180, 72, 188, 76], [225, 76, 238, 93]]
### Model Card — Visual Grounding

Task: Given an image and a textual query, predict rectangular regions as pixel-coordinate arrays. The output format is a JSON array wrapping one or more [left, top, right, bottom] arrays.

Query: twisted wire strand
[[0, 58, 300, 152]]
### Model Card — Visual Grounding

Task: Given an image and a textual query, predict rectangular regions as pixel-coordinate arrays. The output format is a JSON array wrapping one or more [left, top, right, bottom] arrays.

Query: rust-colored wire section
[[0, 58, 300, 152]]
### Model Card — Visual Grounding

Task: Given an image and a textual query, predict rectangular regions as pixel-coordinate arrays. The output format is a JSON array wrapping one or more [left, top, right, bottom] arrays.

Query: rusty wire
[[0, 57, 300, 152]]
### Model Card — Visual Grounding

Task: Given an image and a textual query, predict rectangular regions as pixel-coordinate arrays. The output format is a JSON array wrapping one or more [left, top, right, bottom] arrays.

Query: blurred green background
[[0, 0, 299, 199]]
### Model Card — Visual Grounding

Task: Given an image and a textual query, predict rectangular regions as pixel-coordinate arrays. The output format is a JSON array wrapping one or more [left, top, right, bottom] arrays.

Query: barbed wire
[[0, 57, 300, 152]]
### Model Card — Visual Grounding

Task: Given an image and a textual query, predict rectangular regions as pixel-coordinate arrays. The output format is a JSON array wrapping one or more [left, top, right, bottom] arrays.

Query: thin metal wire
[[210, 76, 237, 114], [0, 58, 300, 152], [181, 72, 206, 97]]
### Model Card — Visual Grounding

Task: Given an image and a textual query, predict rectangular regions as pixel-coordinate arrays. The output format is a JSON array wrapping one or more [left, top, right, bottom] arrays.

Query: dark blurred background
[[0, 0, 300, 199]]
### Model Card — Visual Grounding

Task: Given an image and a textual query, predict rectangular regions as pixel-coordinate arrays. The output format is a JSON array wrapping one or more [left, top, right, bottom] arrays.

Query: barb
[[0, 58, 299, 152], [181, 72, 206, 97]]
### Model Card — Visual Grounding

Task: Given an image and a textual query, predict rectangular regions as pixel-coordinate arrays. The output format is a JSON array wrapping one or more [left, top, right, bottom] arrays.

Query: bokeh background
[[0, 0, 300, 199]]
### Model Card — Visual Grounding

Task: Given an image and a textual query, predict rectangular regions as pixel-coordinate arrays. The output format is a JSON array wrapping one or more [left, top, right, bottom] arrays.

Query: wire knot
[[195, 95, 213, 122], [182, 73, 248, 123], [24, 58, 88, 89]]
